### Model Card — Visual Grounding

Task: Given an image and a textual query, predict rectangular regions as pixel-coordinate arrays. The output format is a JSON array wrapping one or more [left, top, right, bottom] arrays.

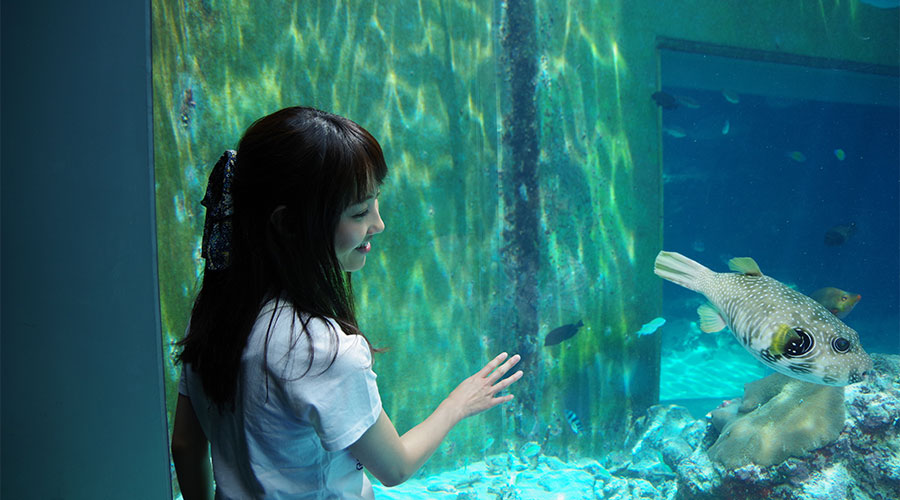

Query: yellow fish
[[810, 287, 861, 319]]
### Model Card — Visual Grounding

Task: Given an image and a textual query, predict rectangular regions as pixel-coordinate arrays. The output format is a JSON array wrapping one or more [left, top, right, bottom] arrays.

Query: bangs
[[344, 127, 388, 206]]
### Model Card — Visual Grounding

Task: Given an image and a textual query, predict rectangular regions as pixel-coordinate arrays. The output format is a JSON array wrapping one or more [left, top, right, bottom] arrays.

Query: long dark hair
[[177, 106, 387, 411]]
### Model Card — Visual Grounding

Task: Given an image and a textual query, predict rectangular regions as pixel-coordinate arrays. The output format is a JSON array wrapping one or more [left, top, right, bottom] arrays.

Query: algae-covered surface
[[153, 2, 660, 491]]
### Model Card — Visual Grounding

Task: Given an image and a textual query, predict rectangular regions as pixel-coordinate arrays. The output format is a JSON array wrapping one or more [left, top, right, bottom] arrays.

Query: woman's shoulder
[[252, 298, 370, 364], [259, 299, 342, 339]]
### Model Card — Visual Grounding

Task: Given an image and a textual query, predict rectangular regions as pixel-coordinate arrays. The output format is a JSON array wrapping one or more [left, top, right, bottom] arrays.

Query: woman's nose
[[369, 202, 385, 235]]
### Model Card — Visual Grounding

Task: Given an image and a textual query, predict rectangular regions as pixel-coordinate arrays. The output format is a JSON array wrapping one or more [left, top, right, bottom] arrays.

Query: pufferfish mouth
[[847, 369, 868, 385]]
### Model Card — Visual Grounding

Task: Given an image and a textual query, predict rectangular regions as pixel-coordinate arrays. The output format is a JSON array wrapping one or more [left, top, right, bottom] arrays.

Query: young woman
[[171, 106, 523, 499]]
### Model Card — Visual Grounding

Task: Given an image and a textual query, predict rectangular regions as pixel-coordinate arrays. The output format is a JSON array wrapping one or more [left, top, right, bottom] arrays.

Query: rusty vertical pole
[[499, 0, 540, 438]]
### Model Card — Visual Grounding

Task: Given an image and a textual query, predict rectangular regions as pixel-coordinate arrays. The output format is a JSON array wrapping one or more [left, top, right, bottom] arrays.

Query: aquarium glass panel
[[152, 1, 899, 498]]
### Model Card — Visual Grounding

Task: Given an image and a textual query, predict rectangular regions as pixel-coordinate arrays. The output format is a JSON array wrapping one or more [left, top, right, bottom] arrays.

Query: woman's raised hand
[[349, 352, 524, 486], [443, 352, 523, 421]]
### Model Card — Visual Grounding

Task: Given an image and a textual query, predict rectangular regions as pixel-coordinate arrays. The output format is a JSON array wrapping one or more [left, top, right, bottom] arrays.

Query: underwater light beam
[[612, 40, 622, 103]]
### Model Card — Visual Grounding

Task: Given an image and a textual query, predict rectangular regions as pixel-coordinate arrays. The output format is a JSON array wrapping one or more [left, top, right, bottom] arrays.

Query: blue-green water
[[154, 1, 899, 498], [657, 77, 900, 417], [660, 87, 900, 357]]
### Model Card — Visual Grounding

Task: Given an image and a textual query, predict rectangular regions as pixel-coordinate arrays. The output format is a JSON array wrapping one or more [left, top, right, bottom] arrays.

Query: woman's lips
[[356, 241, 371, 253]]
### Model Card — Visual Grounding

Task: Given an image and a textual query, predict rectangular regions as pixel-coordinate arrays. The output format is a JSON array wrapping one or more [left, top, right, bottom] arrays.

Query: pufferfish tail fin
[[654, 251, 716, 293]]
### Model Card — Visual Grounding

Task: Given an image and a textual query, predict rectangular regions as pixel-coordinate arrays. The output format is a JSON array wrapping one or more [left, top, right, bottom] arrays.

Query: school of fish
[[654, 251, 872, 386]]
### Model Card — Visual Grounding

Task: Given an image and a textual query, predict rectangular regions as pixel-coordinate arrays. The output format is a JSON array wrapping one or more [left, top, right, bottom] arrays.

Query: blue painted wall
[[1, 1, 171, 498]]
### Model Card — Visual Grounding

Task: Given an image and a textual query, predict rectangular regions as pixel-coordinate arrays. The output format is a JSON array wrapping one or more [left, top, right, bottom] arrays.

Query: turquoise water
[[153, 1, 899, 498], [371, 455, 622, 499]]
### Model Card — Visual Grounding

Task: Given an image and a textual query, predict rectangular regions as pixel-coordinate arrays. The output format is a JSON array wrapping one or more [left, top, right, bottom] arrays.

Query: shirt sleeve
[[271, 315, 382, 452]]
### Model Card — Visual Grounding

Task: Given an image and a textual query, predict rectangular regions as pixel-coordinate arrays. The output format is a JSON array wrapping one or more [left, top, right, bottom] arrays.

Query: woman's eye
[[353, 209, 369, 218]]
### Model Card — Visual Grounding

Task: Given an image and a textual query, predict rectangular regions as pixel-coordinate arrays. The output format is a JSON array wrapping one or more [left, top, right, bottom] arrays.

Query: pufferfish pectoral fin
[[728, 257, 763, 276], [697, 303, 728, 333], [769, 323, 801, 357]]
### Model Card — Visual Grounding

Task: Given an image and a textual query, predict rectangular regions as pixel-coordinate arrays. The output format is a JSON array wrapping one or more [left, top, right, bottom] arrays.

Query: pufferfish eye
[[832, 337, 851, 353], [784, 329, 814, 357]]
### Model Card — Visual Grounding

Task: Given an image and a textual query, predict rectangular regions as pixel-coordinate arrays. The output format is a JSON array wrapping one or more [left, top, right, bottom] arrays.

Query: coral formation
[[707, 373, 846, 468], [675, 353, 900, 500]]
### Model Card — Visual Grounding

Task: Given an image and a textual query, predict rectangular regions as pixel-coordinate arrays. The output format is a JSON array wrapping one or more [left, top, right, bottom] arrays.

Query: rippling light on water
[[156, 1, 651, 486]]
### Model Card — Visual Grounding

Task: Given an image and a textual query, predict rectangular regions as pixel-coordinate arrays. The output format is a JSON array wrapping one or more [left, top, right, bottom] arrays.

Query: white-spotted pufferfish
[[654, 251, 871, 386]]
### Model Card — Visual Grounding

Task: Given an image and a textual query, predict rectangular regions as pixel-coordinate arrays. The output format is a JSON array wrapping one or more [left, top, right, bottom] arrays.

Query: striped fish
[[654, 251, 872, 386], [565, 409, 584, 435]]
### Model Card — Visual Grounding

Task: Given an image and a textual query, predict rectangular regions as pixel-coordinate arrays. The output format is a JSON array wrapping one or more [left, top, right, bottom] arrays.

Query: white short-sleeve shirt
[[179, 300, 382, 499]]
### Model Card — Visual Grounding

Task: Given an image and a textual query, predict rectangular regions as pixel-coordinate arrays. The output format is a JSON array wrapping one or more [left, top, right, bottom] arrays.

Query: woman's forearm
[[172, 444, 214, 500], [172, 394, 214, 500], [394, 399, 464, 481]]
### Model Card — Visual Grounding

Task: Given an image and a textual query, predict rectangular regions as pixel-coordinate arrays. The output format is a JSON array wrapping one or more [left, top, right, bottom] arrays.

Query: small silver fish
[[519, 441, 541, 459], [636, 317, 666, 336], [654, 251, 871, 386]]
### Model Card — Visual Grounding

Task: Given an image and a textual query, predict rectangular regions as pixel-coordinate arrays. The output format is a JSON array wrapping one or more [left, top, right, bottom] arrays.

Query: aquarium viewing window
[[149, 1, 899, 497], [657, 39, 900, 413]]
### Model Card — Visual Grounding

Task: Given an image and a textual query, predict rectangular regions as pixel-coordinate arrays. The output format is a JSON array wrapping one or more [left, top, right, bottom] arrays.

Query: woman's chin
[[339, 255, 366, 272]]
